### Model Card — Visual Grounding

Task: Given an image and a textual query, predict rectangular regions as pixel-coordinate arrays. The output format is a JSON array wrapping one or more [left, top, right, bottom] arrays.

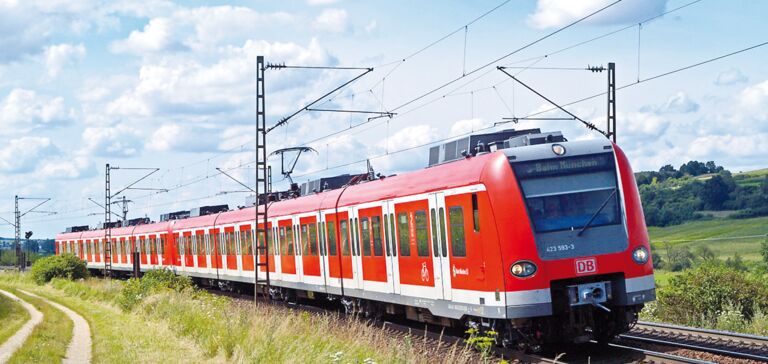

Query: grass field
[[0, 291, 30, 345], [3, 287, 73, 364], [648, 216, 768, 262]]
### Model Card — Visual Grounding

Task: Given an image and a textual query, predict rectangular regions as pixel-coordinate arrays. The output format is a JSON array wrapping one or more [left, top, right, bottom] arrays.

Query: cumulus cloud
[[44, 43, 86, 78], [0, 88, 73, 134], [650, 92, 700, 114], [739, 80, 768, 121], [82, 125, 144, 157], [147, 123, 220, 152], [110, 6, 294, 54], [313, 9, 349, 33], [527, 0, 667, 29], [38, 155, 95, 179], [0, 137, 59, 173], [715, 68, 748, 85]]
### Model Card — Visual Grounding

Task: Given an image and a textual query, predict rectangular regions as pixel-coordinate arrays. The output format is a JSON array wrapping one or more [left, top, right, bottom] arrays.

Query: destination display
[[512, 152, 615, 179]]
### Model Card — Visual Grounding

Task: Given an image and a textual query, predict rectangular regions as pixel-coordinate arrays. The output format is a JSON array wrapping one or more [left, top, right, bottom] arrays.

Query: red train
[[56, 130, 654, 348]]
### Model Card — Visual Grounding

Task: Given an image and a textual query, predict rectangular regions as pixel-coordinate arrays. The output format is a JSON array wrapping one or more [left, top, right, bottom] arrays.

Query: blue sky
[[0, 0, 766, 238]]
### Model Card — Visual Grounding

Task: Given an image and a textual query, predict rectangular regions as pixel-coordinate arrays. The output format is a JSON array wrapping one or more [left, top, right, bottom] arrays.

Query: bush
[[118, 268, 193, 311], [29, 254, 88, 285], [655, 263, 768, 327]]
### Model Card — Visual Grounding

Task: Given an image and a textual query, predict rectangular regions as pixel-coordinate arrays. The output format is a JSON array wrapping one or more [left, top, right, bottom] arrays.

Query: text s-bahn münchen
[[56, 128, 655, 349]]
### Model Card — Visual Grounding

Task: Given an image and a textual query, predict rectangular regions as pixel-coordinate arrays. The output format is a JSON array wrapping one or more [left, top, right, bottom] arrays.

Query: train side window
[[279, 227, 286, 255], [389, 213, 397, 257], [397, 213, 410, 256], [318, 222, 326, 256], [301, 224, 308, 256], [372, 216, 383, 256], [430, 208, 439, 257], [286, 226, 294, 256], [361, 217, 371, 256], [383, 214, 390, 257], [439, 207, 447, 258], [327, 221, 337, 256], [449, 206, 467, 257], [355, 218, 360, 256], [308, 223, 318, 256], [176, 236, 183, 256], [415, 210, 430, 257], [340, 220, 350, 256], [472, 193, 480, 232], [295, 225, 301, 256]]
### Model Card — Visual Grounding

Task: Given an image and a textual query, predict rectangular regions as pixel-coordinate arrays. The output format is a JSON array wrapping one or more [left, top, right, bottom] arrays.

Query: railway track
[[618, 320, 768, 362]]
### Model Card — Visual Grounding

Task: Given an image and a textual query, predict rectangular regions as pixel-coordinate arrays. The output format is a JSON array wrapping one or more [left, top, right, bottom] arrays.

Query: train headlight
[[552, 144, 566, 156], [632, 246, 649, 264], [510, 261, 537, 278]]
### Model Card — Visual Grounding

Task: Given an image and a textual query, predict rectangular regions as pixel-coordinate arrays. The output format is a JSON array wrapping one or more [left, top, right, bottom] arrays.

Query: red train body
[[56, 136, 655, 347]]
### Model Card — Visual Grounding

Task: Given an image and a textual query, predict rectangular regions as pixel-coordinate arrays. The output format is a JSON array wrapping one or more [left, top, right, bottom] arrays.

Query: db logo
[[575, 258, 597, 275], [420, 262, 429, 282]]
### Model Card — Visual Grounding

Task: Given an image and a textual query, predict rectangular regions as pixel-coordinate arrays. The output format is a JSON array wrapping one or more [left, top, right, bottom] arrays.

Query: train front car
[[485, 137, 654, 349]]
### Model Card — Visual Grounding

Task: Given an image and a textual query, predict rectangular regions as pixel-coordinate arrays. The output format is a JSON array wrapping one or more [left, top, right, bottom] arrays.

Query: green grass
[[0, 291, 30, 345], [0, 274, 217, 364], [0, 286, 73, 364], [649, 216, 768, 261]]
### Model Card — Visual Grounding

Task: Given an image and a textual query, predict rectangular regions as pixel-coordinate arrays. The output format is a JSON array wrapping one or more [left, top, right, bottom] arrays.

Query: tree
[[724, 253, 747, 272], [693, 245, 716, 262], [702, 175, 730, 210], [652, 251, 663, 269], [659, 164, 676, 173], [667, 246, 694, 271]]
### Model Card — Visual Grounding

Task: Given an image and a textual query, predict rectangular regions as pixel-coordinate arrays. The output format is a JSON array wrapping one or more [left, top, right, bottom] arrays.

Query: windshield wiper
[[577, 188, 617, 237]]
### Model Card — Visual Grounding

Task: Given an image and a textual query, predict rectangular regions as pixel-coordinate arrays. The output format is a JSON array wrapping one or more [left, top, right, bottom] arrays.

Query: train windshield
[[512, 153, 620, 233]]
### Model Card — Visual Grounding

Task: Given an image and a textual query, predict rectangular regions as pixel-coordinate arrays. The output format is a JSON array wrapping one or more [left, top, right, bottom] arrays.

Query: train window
[[415, 210, 430, 257], [472, 193, 480, 232], [279, 227, 286, 255], [355, 218, 360, 256], [295, 225, 301, 256], [301, 224, 309, 256], [383, 214, 390, 257], [397, 213, 410, 256], [308, 223, 318, 256], [361, 217, 371, 256], [430, 209, 439, 257], [188, 235, 195, 256], [390, 214, 397, 257], [372, 216, 383, 257], [439, 207, 447, 258], [340, 220, 350, 256], [318, 222, 326, 256], [327, 221, 337, 256], [177, 236, 183, 255], [150, 237, 157, 255], [286, 226, 294, 256], [449, 206, 467, 257]]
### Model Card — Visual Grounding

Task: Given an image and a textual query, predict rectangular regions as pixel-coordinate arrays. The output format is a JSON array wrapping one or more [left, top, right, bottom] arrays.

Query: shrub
[[29, 254, 88, 285], [655, 263, 768, 327], [118, 268, 193, 311]]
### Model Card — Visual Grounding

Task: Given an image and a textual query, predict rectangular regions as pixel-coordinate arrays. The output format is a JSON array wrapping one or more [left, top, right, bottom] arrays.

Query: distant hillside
[[634, 161, 768, 227]]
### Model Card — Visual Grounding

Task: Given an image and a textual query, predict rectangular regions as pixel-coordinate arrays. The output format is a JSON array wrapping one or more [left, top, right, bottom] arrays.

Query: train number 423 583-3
[[545, 244, 575, 253]]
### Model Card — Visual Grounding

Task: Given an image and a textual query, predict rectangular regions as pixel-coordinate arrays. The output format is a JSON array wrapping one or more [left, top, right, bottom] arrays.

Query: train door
[[349, 207, 363, 289], [444, 193, 486, 294], [209, 228, 222, 270], [383, 201, 401, 294], [240, 224, 254, 272], [358, 206, 389, 291], [222, 226, 237, 273], [195, 230, 207, 270], [317, 214, 329, 292], [256, 222, 276, 279], [429, 192, 452, 300], [293, 218, 303, 281], [270, 222, 282, 280], [278, 219, 296, 276], [394, 200, 438, 299], [322, 210, 353, 286], [183, 231, 194, 268], [299, 215, 321, 279]]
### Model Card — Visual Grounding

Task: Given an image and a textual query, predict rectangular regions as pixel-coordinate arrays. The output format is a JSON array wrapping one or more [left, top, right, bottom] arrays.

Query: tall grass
[[0, 291, 30, 345], [3, 288, 73, 364]]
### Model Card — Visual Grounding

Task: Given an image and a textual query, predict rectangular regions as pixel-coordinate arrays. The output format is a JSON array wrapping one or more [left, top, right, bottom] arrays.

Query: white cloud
[[44, 43, 86, 78], [307, 0, 341, 5], [739, 80, 768, 121], [364, 20, 378, 34], [147, 123, 220, 152], [82, 125, 144, 157], [655, 92, 699, 114], [110, 6, 294, 55], [38, 155, 94, 179], [110, 17, 186, 54], [527, 0, 667, 29], [449, 118, 486, 137], [0, 88, 73, 134], [313, 9, 348, 33], [715, 68, 748, 85], [0, 136, 59, 173]]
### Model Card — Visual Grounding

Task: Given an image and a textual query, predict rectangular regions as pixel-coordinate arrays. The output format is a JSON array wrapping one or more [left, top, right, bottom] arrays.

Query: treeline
[[635, 161, 768, 227]]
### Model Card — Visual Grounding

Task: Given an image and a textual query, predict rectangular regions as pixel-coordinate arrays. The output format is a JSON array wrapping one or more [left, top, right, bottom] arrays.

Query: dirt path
[[0, 289, 43, 364], [18, 290, 92, 364]]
